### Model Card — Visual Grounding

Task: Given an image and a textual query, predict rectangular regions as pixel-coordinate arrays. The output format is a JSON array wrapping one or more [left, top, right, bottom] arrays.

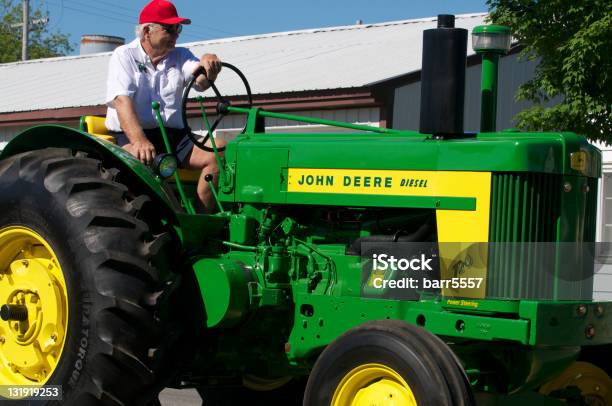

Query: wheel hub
[[540, 361, 612, 406], [332, 363, 418, 406], [1, 303, 29, 321], [0, 227, 68, 385]]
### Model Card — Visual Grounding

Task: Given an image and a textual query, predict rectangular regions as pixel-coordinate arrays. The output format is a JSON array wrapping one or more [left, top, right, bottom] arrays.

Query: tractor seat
[[79, 115, 200, 182], [80, 115, 117, 143]]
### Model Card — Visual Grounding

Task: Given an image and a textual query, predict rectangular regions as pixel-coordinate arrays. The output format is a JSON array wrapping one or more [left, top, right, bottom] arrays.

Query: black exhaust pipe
[[419, 15, 468, 138]]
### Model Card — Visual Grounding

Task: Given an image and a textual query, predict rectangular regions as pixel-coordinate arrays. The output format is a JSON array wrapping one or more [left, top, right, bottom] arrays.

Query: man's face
[[145, 23, 182, 54]]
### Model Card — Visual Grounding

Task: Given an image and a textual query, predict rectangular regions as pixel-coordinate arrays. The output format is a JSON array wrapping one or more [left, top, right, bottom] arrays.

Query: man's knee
[[188, 150, 214, 169], [188, 137, 226, 169]]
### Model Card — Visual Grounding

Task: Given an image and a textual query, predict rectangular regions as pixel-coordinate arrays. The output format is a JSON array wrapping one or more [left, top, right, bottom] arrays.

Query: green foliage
[[487, 0, 612, 143], [0, 0, 73, 63]]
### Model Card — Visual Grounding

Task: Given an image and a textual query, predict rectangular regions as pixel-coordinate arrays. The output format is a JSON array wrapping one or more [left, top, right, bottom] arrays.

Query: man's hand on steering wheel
[[195, 54, 222, 88]]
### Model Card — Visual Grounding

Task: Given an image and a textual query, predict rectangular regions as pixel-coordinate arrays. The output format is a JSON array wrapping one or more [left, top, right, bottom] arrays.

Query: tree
[[487, 0, 612, 143], [0, 0, 73, 63]]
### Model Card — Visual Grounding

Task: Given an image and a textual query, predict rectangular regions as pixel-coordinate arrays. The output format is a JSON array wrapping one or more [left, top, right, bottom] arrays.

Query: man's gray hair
[[135, 23, 158, 39]]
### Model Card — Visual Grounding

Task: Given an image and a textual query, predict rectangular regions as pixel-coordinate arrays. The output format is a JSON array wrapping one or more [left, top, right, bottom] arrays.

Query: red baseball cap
[[139, 0, 191, 25]]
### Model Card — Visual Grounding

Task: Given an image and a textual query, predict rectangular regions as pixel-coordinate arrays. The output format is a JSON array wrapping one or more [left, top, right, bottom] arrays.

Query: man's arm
[[114, 95, 156, 164], [194, 53, 222, 90]]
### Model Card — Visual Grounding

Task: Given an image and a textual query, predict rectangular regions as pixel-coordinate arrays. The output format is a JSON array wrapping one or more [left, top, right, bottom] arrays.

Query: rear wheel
[[0, 227, 68, 386], [0, 148, 172, 405], [539, 361, 612, 406], [303, 320, 475, 406]]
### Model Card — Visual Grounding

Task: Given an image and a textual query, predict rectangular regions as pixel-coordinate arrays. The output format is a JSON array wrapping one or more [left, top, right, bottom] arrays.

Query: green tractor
[[0, 15, 610, 406]]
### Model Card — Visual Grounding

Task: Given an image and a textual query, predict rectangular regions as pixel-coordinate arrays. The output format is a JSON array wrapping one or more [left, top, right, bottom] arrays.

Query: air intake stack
[[419, 15, 467, 138]]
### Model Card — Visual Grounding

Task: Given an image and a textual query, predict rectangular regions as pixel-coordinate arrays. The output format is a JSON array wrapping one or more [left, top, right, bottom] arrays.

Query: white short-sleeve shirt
[[105, 38, 200, 132]]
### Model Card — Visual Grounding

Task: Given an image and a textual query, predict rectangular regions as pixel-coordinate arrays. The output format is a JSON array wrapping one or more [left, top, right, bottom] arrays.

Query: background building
[[0, 13, 609, 299]]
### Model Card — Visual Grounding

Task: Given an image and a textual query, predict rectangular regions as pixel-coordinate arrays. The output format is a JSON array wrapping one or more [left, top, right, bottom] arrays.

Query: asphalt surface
[[159, 388, 202, 406]]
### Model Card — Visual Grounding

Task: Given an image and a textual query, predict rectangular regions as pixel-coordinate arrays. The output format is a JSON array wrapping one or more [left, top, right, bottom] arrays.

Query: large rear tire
[[303, 320, 475, 406], [0, 148, 171, 405]]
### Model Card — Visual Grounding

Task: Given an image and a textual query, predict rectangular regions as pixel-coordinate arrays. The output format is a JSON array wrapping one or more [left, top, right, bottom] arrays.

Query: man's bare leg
[[186, 138, 227, 213]]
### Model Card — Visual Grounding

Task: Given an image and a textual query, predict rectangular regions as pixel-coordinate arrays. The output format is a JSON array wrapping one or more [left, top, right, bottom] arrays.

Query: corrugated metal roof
[[0, 13, 486, 114]]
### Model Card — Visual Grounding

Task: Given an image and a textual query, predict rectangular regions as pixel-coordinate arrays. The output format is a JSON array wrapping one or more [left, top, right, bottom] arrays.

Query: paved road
[[159, 388, 201, 406]]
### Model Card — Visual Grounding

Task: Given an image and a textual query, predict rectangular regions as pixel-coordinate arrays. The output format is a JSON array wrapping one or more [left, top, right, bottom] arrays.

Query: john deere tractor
[[0, 15, 610, 406]]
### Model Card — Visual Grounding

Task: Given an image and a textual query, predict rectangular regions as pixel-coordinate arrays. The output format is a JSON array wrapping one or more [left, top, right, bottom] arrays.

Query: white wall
[[0, 126, 29, 151], [593, 142, 612, 301], [392, 81, 420, 131]]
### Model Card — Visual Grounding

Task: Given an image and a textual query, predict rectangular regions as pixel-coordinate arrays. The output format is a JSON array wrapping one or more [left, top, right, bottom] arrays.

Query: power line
[[189, 22, 240, 37], [89, 0, 241, 36], [61, 5, 135, 25], [45, 0, 64, 31], [64, 0, 144, 25], [87, 0, 140, 15], [44, 1, 190, 39], [49, 0, 143, 25], [45, 0, 229, 40]]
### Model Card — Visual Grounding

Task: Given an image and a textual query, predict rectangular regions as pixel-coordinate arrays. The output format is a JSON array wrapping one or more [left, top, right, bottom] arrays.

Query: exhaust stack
[[419, 15, 467, 138]]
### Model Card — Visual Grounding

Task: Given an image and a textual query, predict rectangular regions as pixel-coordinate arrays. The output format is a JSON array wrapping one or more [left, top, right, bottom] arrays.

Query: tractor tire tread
[[0, 148, 171, 405]]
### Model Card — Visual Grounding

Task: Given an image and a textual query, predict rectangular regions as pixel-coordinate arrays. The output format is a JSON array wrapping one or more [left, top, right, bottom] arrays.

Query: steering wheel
[[181, 62, 253, 152]]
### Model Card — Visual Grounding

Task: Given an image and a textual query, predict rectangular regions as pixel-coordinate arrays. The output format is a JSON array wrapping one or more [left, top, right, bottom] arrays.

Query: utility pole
[[10, 0, 49, 61], [22, 0, 29, 61]]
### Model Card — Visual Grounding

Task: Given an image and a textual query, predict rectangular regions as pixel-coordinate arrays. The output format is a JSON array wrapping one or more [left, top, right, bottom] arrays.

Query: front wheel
[[539, 361, 612, 405], [0, 148, 171, 405], [303, 320, 475, 406]]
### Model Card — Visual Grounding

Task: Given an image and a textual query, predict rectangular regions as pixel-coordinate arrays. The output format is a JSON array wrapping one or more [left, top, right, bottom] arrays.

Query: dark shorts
[[111, 127, 194, 163]]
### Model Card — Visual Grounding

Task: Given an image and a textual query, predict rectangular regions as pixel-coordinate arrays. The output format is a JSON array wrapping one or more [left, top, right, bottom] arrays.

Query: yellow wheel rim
[[332, 363, 418, 406], [0, 226, 68, 385], [540, 361, 612, 406]]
